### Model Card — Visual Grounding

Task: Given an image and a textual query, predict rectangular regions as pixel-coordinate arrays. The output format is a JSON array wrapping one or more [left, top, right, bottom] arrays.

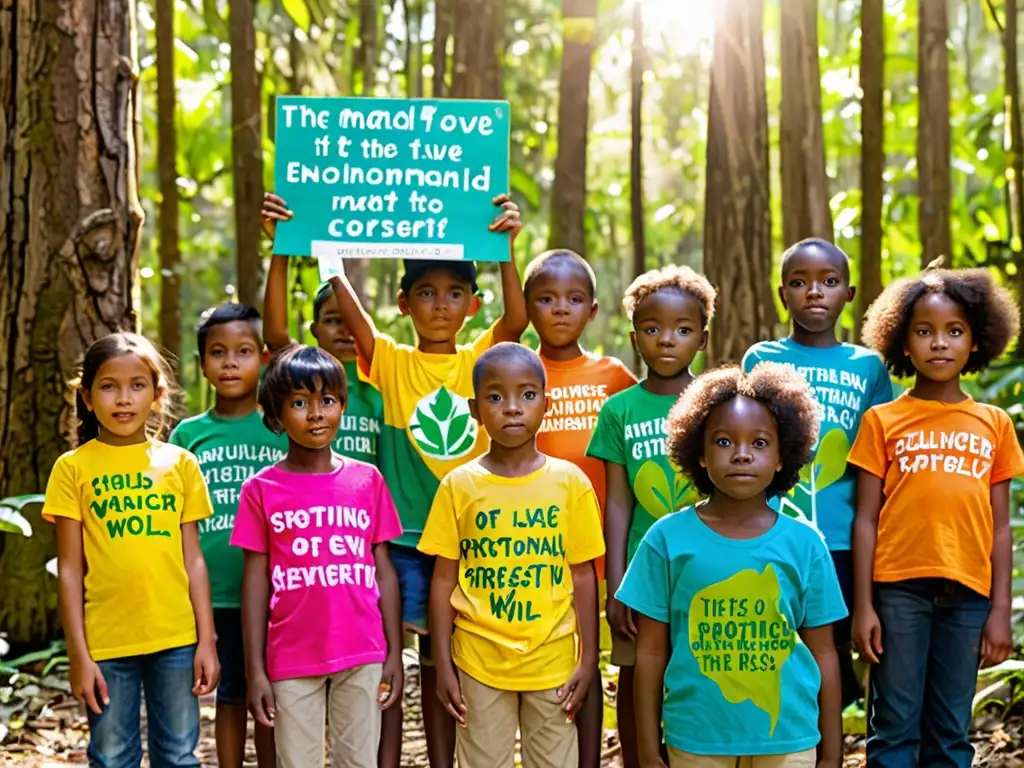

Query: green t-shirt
[[334, 359, 383, 465], [169, 409, 287, 607], [586, 383, 701, 563]]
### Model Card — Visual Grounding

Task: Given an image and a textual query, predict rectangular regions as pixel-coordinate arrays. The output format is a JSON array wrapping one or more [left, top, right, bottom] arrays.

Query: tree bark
[[432, 0, 451, 97], [156, 0, 181, 363], [548, 0, 597, 257], [0, 0, 143, 644], [858, 0, 884, 335], [917, 0, 951, 267], [451, 0, 504, 99], [629, 1, 645, 370], [703, 0, 776, 365], [229, 0, 264, 308], [779, 0, 833, 244]]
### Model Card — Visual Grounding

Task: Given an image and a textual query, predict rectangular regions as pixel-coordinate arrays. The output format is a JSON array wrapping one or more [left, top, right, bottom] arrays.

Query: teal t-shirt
[[742, 338, 893, 550], [585, 383, 700, 563], [334, 359, 383, 465], [617, 507, 847, 756], [169, 409, 286, 607]]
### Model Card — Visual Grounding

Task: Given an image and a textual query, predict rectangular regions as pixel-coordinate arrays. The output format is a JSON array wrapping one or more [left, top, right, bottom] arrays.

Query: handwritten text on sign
[[272, 97, 511, 262]]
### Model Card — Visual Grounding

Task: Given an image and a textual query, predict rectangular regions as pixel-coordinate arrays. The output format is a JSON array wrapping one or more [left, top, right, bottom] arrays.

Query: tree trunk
[[451, 0, 504, 99], [156, 0, 181, 363], [432, 0, 451, 97], [703, 0, 776, 365], [630, 1, 645, 371], [917, 0, 951, 267], [779, 0, 833, 245], [0, 0, 143, 644], [858, 0, 884, 337], [229, 0, 264, 308], [548, 0, 597, 256]]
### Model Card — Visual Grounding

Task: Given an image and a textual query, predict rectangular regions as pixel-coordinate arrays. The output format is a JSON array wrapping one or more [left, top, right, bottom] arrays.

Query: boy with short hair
[[169, 302, 284, 768], [261, 192, 528, 768], [523, 248, 636, 767], [420, 343, 604, 768]]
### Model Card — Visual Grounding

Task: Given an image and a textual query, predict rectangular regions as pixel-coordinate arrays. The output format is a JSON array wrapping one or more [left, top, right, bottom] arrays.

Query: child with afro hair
[[849, 267, 1024, 768], [616, 363, 847, 768]]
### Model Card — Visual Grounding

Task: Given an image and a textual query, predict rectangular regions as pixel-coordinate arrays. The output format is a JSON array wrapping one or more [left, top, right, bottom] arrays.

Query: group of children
[[43, 188, 1023, 768]]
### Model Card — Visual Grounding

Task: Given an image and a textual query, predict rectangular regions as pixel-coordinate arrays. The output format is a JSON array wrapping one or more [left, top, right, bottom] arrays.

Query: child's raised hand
[[980, 607, 1013, 667], [192, 640, 220, 696], [70, 656, 109, 715], [489, 194, 522, 243], [556, 661, 594, 721], [378, 652, 405, 710], [261, 193, 293, 240], [607, 596, 637, 641], [248, 673, 277, 728], [852, 607, 883, 664], [435, 664, 467, 726]]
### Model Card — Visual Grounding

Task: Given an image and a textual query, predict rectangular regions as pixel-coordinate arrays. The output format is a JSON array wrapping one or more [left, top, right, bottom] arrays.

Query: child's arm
[[799, 624, 842, 768], [263, 253, 293, 351], [604, 462, 635, 640], [851, 471, 884, 663], [55, 519, 108, 715], [182, 522, 219, 695], [328, 274, 377, 363], [557, 561, 598, 718], [983, 480, 1014, 666], [634, 615, 670, 768], [374, 542, 404, 708], [241, 550, 276, 727], [490, 194, 528, 344], [428, 556, 466, 725]]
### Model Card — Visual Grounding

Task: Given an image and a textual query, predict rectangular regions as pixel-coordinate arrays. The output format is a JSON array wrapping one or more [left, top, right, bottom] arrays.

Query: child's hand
[[435, 664, 467, 726], [261, 193, 293, 240], [248, 672, 276, 728], [556, 661, 594, 721], [852, 607, 883, 664], [70, 655, 109, 715], [980, 607, 1013, 667], [607, 596, 636, 641], [378, 652, 404, 710], [192, 640, 220, 696], [489, 194, 522, 243]]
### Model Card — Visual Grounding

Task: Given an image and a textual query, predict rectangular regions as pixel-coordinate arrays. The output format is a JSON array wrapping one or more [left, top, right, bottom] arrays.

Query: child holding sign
[[419, 343, 604, 768], [232, 345, 403, 768], [618, 364, 846, 768]]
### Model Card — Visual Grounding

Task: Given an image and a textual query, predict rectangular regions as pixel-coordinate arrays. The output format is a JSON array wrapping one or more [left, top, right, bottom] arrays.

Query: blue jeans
[[867, 579, 989, 768], [87, 645, 200, 768]]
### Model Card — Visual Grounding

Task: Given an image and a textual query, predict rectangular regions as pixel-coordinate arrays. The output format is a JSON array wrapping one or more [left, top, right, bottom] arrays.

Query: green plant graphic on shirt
[[634, 460, 700, 519], [778, 428, 850, 528], [689, 565, 796, 737], [410, 386, 478, 460]]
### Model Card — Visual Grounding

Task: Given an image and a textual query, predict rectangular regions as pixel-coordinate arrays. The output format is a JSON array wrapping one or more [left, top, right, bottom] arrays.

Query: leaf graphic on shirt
[[446, 413, 471, 452], [634, 460, 675, 518], [810, 429, 851, 493], [431, 386, 455, 421], [671, 462, 701, 510], [410, 387, 479, 460]]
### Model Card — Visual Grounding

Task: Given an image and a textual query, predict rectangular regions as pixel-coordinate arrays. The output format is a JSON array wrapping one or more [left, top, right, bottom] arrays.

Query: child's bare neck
[[789, 325, 840, 349], [539, 340, 584, 362], [280, 445, 339, 474], [416, 337, 458, 354], [909, 375, 968, 404], [642, 368, 694, 396], [480, 441, 545, 478], [697, 496, 776, 540], [213, 393, 259, 419]]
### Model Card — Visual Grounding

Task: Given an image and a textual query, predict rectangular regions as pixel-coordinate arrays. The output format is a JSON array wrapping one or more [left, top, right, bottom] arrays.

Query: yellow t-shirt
[[419, 457, 606, 691], [43, 440, 214, 660]]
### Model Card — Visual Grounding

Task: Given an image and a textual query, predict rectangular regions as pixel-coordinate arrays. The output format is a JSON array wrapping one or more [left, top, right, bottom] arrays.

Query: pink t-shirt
[[231, 459, 402, 681]]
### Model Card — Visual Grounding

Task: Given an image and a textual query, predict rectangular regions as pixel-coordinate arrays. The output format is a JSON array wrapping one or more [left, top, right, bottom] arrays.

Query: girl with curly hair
[[850, 268, 1024, 768], [616, 363, 847, 768]]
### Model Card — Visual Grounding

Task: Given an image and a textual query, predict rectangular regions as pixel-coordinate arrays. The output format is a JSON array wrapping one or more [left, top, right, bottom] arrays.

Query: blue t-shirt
[[742, 338, 892, 550], [617, 507, 847, 756]]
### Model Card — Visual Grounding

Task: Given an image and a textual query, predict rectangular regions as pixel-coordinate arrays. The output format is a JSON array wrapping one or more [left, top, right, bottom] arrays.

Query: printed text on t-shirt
[[269, 504, 378, 592], [894, 430, 992, 477]]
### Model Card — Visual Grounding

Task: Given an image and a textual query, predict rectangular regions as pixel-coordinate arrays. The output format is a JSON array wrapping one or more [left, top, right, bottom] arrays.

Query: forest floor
[[2, 650, 1023, 766]]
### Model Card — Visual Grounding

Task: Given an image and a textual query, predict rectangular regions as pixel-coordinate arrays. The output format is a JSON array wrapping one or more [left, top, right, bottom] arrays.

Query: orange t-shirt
[[536, 352, 637, 578], [848, 394, 1024, 597]]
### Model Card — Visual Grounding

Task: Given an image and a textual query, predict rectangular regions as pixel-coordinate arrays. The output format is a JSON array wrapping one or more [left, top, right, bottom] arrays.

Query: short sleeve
[[418, 479, 461, 560], [869, 359, 894, 408], [847, 407, 888, 479], [179, 454, 214, 524], [616, 523, 670, 622], [42, 454, 81, 523], [740, 345, 763, 373], [565, 474, 605, 565], [372, 470, 403, 544], [586, 399, 625, 465], [991, 410, 1024, 485], [469, 322, 497, 358], [230, 480, 269, 553], [361, 333, 397, 389], [801, 544, 849, 628]]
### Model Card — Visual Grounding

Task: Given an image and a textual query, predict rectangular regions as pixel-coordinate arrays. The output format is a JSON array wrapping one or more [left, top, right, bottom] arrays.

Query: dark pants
[[867, 579, 989, 768]]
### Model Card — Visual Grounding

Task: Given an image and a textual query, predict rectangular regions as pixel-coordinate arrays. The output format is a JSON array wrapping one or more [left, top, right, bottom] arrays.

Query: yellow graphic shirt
[[419, 457, 606, 691], [360, 325, 494, 547], [43, 440, 214, 661]]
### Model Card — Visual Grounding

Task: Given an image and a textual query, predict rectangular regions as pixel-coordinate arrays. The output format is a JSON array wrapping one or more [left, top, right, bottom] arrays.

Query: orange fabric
[[848, 394, 1024, 597], [536, 352, 637, 578]]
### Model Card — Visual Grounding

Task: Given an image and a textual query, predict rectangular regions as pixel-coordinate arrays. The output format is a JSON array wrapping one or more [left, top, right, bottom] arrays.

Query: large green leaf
[[634, 460, 674, 519], [0, 495, 43, 537], [282, 0, 311, 31]]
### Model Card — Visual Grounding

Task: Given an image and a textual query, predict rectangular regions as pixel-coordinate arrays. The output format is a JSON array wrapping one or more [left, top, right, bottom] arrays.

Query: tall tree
[[230, 0, 264, 308], [779, 0, 833, 244], [630, 0, 645, 370], [432, 0, 451, 96], [0, 0, 143, 643], [703, 0, 776, 364], [858, 0, 884, 334], [451, 0, 504, 99], [549, 0, 598, 256], [156, 0, 181, 362], [917, 0, 951, 266]]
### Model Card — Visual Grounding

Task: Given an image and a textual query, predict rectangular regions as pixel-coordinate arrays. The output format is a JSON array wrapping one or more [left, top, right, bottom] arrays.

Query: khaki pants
[[456, 670, 577, 768], [272, 663, 382, 768], [667, 747, 818, 768]]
